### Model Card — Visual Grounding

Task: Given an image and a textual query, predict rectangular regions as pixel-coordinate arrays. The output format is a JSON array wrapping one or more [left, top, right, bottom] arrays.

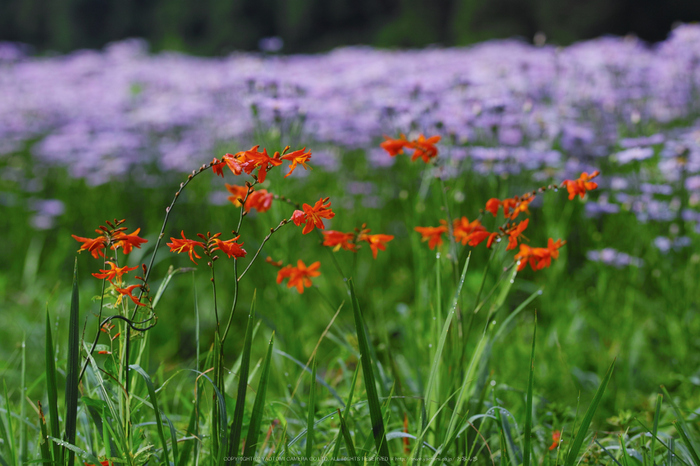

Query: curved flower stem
[[237, 219, 290, 283], [221, 259, 239, 345], [210, 260, 220, 332]]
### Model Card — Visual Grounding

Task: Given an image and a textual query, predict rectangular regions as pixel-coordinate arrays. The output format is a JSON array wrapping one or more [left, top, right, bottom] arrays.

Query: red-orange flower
[[225, 184, 273, 213], [322, 230, 358, 252], [358, 232, 394, 259], [213, 236, 247, 259], [453, 217, 487, 245], [281, 147, 313, 178], [380, 134, 410, 156], [562, 171, 600, 200], [167, 231, 205, 264], [465, 230, 499, 248], [514, 238, 565, 271], [72, 233, 107, 258], [485, 198, 501, 217], [276, 260, 321, 294], [91, 262, 139, 284], [292, 197, 335, 235], [415, 222, 448, 250], [115, 284, 146, 307], [112, 228, 148, 255], [549, 430, 561, 451], [410, 134, 441, 163], [505, 219, 529, 251]]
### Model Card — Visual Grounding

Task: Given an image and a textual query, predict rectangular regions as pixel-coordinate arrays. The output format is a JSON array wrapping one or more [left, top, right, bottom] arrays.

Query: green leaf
[[348, 279, 390, 466], [303, 358, 317, 466], [129, 365, 173, 466], [45, 308, 62, 464], [37, 402, 52, 465], [661, 385, 700, 465], [49, 437, 103, 466], [64, 257, 80, 466], [651, 393, 662, 463], [228, 295, 257, 463], [523, 315, 536, 466], [564, 359, 615, 466], [329, 366, 360, 462], [242, 333, 274, 466], [337, 409, 359, 466]]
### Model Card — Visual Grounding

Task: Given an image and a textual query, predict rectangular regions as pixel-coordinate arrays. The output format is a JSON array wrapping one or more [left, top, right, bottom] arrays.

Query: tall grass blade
[[38, 401, 52, 464], [19, 336, 27, 464], [522, 316, 536, 466], [329, 365, 360, 462], [348, 278, 391, 465], [45, 307, 62, 464], [49, 437, 103, 465], [564, 359, 616, 466], [1, 382, 17, 465], [303, 358, 317, 466], [129, 364, 172, 466], [64, 257, 80, 466], [651, 393, 662, 463], [337, 408, 360, 466], [242, 333, 275, 466], [177, 388, 201, 466], [228, 295, 257, 463], [661, 386, 700, 464], [187, 369, 227, 465]]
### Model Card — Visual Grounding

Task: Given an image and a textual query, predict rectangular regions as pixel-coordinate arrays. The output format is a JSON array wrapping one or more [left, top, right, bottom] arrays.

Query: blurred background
[[2, 0, 700, 54]]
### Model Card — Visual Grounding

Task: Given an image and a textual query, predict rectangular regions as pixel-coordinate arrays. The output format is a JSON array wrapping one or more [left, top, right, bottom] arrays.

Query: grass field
[[1, 29, 700, 465]]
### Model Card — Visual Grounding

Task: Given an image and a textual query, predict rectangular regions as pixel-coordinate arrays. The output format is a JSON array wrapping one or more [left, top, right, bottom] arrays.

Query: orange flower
[[505, 219, 529, 251], [211, 157, 227, 177], [485, 195, 533, 220], [213, 236, 247, 259], [485, 198, 501, 217], [72, 233, 107, 258], [465, 230, 499, 248], [167, 231, 205, 264], [281, 147, 313, 178], [358, 232, 394, 259], [410, 134, 441, 163], [84, 460, 111, 466], [453, 217, 486, 245], [91, 261, 139, 284], [115, 284, 146, 307], [514, 238, 565, 272], [226, 184, 273, 213], [509, 194, 533, 219], [322, 230, 357, 252], [266, 256, 283, 267], [292, 197, 335, 234], [236, 145, 283, 182], [112, 228, 148, 255], [562, 171, 600, 200], [380, 134, 410, 156], [549, 430, 561, 451], [277, 260, 321, 294], [415, 222, 448, 250]]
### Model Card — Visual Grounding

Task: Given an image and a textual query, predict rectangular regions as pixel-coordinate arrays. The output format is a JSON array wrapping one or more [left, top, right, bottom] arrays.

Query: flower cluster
[[321, 224, 394, 259], [167, 231, 246, 264], [380, 134, 441, 163], [72, 219, 149, 307], [225, 183, 273, 213], [211, 146, 312, 182], [291, 197, 336, 235], [414, 171, 600, 272]]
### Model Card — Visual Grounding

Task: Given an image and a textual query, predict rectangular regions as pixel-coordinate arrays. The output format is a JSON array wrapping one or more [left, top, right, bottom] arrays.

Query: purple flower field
[[3, 25, 700, 249]]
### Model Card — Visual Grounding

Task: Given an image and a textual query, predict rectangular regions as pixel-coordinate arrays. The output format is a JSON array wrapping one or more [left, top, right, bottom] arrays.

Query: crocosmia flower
[[276, 260, 321, 294], [514, 238, 565, 271], [167, 231, 205, 264], [380, 134, 410, 156], [226, 184, 273, 213], [415, 222, 448, 249], [453, 217, 486, 245], [115, 284, 146, 307], [562, 171, 600, 200], [72, 233, 107, 258], [112, 228, 148, 254], [549, 430, 561, 451], [322, 230, 357, 252], [358, 232, 394, 259], [213, 236, 247, 259], [292, 197, 335, 234], [281, 147, 313, 178], [91, 262, 139, 284], [410, 134, 441, 162]]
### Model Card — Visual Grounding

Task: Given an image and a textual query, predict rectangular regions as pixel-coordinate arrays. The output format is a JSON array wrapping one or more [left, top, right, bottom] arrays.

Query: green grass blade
[[187, 369, 228, 465], [45, 307, 62, 464], [242, 333, 275, 466], [38, 401, 52, 464], [228, 295, 257, 463], [129, 364, 171, 466], [523, 315, 536, 466], [19, 336, 27, 464], [329, 366, 360, 462], [2, 382, 16, 465], [651, 393, 662, 463], [64, 257, 80, 466], [564, 359, 616, 466], [348, 278, 391, 465], [661, 385, 700, 464], [49, 436, 103, 465], [337, 408, 360, 466], [177, 386, 201, 466], [303, 358, 317, 466]]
